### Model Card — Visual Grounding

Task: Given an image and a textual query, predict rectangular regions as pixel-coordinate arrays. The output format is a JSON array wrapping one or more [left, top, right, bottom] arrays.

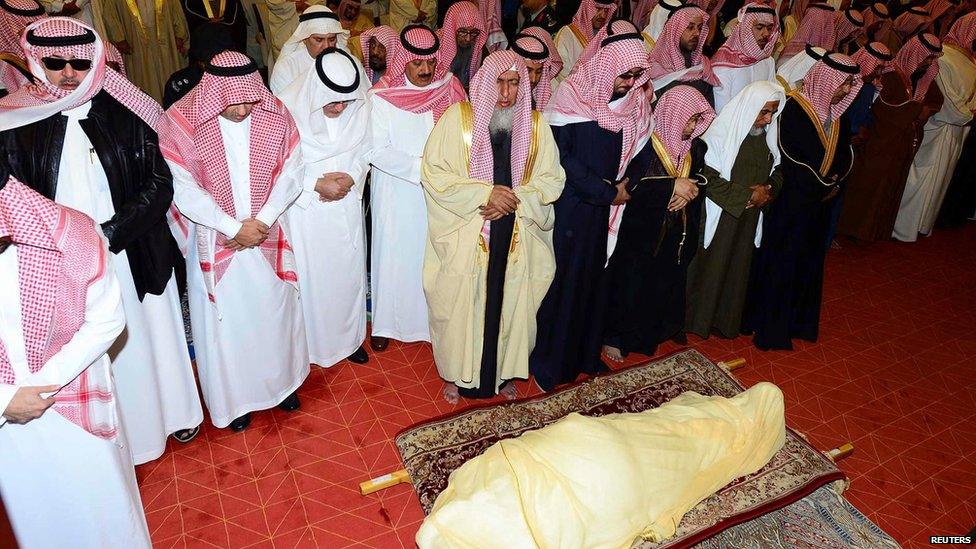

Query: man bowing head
[[0, 171, 151, 548], [158, 52, 310, 432], [421, 50, 565, 403], [531, 36, 654, 392], [368, 25, 466, 353], [280, 47, 372, 368]]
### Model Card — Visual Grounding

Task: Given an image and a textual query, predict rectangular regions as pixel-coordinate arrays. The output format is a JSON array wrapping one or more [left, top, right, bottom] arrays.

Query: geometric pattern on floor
[[139, 224, 976, 548]]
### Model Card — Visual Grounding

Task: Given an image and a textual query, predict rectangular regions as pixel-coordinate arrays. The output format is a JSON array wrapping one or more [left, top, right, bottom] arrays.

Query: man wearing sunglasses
[[0, 17, 205, 464]]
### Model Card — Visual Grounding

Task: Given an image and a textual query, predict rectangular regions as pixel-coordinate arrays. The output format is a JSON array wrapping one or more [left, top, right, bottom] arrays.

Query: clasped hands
[[480, 185, 519, 220], [225, 218, 270, 250], [314, 171, 355, 202], [745, 184, 773, 209], [667, 177, 699, 212]]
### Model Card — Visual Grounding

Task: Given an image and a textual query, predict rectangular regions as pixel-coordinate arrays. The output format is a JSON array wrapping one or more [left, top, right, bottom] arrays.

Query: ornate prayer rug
[[695, 483, 900, 549], [395, 349, 855, 548]]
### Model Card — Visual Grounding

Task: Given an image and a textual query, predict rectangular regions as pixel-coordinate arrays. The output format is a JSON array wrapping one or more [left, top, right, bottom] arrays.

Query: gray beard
[[749, 127, 766, 137], [489, 106, 515, 136]]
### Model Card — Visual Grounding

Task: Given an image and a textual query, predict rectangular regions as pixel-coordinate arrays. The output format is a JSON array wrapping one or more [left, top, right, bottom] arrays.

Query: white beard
[[489, 106, 515, 136], [749, 127, 766, 137]]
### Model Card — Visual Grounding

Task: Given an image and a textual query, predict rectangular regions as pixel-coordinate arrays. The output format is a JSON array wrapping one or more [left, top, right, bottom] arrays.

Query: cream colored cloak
[[102, 0, 188, 102], [416, 382, 787, 548], [420, 102, 565, 393]]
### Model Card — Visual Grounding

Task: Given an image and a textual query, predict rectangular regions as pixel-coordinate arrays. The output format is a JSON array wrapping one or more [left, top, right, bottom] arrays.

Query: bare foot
[[499, 382, 518, 400], [603, 345, 624, 363], [442, 383, 460, 405]]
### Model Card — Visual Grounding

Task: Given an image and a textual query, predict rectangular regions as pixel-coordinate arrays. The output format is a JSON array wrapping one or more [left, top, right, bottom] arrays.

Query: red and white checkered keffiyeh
[[475, 0, 504, 50], [0, 177, 120, 442], [943, 11, 976, 51], [577, 18, 639, 69], [520, 25, 563, 75], [467, 50, 533, 244], [648, 6, 720, 86], [799, 53, 863, 123], [512, 33, 556, 109], [358, 25, 397, 82], [105, 40, 125, 76], [924, 0, 956, 24], [892, 7, 931, 39], [851, 42, 893, 89], [834, 9, 865, 48], [652, 84, 715, 171], [780, 4, 837, 62], [547, 37, 653, 179], [372, 25, 468, 122], [0, 0, 43, 54], [157, 51, 300, 303], [893, 33, 942, 100], [0, 18, 162, 132], [688, 0, 726, 24], [631, 0, 656, 30], [439, 1, 488, 82], [572, 0, 617, 43], [862, 3, 891, 38], [711, 3, 780, 69]]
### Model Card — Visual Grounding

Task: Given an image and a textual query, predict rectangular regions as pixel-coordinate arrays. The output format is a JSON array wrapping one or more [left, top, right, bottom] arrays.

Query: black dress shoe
[[229, 414, 251, 432], [171, 426, 200, 443], [370, 336, 389, 352], [347, 345, 369, 364], [277, 391, 300, 412]]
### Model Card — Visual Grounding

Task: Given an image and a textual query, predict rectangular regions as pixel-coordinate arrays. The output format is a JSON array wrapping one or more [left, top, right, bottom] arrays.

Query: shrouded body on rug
[[415, 382, 787, 548]]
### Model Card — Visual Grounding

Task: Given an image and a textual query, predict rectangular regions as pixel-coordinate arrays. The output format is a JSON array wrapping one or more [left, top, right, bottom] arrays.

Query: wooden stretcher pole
[[717, 358, 747, 371], [360, 469, 411, 495], [827, 443, 854, 462]]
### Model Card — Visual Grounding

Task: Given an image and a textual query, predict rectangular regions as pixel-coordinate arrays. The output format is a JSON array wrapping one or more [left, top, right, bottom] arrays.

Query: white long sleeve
[[256, 146, 303, 227], [369, 98, 424, 184], [0, 239, 124, 426], [169, 162, 244, 239]]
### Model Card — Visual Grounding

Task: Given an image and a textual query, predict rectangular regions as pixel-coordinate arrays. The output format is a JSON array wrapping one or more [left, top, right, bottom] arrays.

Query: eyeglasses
[[457, 28, 481, 38], [41, 57, 92, 71], [618, 69, 646, 81]]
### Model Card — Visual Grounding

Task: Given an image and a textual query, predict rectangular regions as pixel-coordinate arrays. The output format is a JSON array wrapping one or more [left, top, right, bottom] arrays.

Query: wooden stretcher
[[358, 358, 855, 496]]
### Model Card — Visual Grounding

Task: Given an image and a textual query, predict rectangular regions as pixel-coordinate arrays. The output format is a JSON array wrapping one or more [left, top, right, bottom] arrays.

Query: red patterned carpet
[[139, 223, 976, 549]]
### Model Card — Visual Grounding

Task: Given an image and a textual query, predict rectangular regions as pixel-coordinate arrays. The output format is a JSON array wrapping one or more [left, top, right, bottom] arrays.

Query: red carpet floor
[[140, 224, 976, 549]]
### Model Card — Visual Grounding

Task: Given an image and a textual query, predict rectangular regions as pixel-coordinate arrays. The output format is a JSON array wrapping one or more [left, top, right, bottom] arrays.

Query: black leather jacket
[[0, 90, 183, 300]]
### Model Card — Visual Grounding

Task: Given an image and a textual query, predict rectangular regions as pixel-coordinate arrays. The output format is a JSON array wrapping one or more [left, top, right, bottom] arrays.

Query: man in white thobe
[[266, 0, 324, 60], [710, 3, 779, 112], [0, 17, 203, 464], [895, 16, 976, 242], [368, 24, 467, 351], [280, 47, 372, 367], [159, 51, 309, 432], [270, 4, 350, 94], [0, 175, 151, 549], [775, 44, 825, 93]]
